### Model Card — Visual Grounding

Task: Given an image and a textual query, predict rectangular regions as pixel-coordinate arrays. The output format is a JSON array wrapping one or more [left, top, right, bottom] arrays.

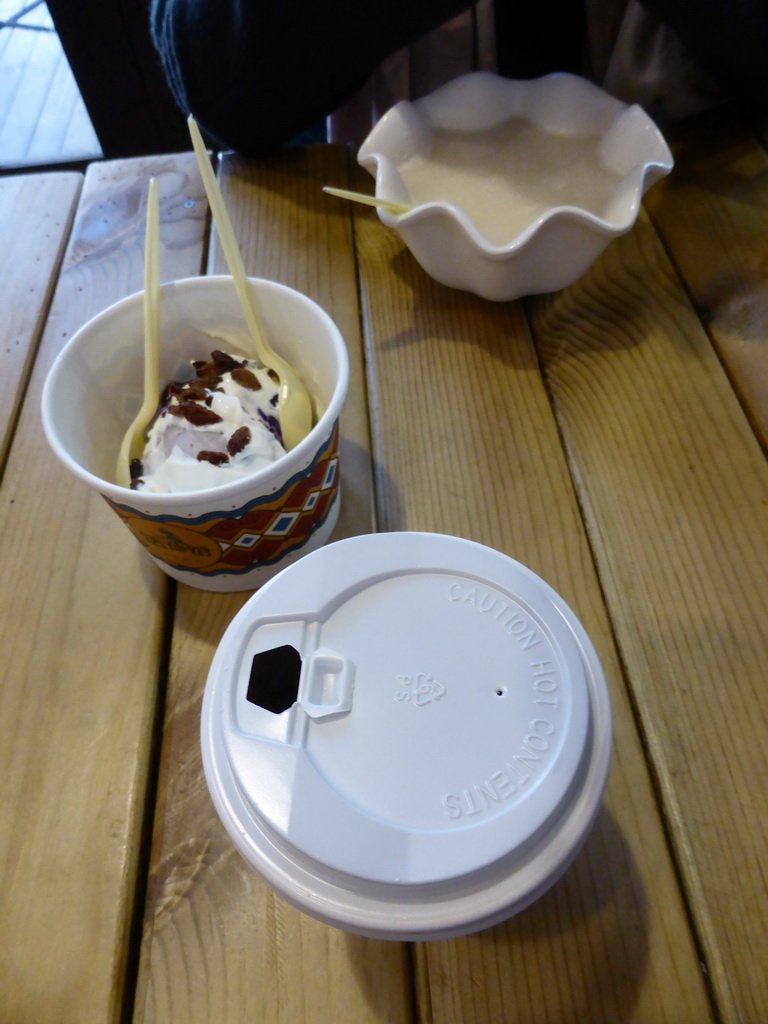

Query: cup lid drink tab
[[201, 532, 612, 939]]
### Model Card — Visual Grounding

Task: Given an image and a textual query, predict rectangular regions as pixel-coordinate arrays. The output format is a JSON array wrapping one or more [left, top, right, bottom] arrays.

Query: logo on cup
[[119, 519, 222, 568], [106, 423, 339, 576]]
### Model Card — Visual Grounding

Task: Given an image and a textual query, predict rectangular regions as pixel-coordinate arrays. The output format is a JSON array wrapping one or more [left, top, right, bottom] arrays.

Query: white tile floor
[[0, 0, 101, 167]]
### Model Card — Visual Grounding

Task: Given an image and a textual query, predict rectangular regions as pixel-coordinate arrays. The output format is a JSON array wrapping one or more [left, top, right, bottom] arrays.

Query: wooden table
[[1, 112, 766, 1023]]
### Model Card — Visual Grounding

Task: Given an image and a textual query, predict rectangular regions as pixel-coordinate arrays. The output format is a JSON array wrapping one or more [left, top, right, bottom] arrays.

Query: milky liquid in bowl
[[397, 118, 623, 245]]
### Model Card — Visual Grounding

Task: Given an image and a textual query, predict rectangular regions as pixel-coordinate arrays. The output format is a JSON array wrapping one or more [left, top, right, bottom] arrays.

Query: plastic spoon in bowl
[[187, 114, 312, 450], [323, 185, 411, 215], [116, 176, 161, 488]]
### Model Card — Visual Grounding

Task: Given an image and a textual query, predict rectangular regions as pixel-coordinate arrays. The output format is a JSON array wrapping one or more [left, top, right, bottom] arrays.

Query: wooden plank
[[25, 45, 101, 165], [0, 7, 43, 141], [22, 46, 76, 160], [0, 170, 81, 469], [0, 152, 208, 1024], [59, 78, 101, 161], [527, 207, 768, 1022], [0, 0, 101, 168], [644, 112, 768, 449], [350, 177, 713, 1021], [0, 27, 59, 162], [131, 146, 401, 1024], [0, 0, 52, 27]]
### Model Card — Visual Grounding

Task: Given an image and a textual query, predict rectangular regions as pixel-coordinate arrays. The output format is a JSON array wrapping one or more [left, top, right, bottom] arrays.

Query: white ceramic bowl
[[358, 71, 673, 301]]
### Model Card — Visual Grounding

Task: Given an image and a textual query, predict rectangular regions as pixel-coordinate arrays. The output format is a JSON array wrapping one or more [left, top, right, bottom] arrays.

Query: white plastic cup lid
[[201, 532, 612, 940]]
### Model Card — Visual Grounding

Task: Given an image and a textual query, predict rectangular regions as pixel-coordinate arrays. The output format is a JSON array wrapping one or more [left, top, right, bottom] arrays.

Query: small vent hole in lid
[[246, 645, 302, 714]]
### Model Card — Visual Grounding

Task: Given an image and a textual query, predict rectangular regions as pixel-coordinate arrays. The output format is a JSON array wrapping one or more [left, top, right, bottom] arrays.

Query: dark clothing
[[150, 0, 469, 154], [150, 0, 768, 156], [640, 0, 768, 106]]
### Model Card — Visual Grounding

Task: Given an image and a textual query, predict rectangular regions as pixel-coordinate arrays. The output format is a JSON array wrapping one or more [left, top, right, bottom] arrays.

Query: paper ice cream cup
[[41, 276, 349, 592]]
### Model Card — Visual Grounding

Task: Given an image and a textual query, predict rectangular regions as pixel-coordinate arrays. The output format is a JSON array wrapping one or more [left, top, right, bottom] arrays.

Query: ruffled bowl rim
[[357, 71, 674, 259]]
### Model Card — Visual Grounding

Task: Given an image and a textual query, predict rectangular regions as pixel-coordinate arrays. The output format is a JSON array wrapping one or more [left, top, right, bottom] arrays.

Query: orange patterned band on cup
[[105, 423, 340, 576]]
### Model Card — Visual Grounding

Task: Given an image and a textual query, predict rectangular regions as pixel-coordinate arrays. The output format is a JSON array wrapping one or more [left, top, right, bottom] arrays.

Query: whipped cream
[[132, 350, 285, 493]]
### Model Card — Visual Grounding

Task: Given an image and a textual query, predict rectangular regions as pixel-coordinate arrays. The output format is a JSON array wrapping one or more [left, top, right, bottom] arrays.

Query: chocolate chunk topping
[[227, 425, 251, 456], [267, 368, 280, 383], [129, 457, 145, 490], [231, 367, 262, 390], [197, 450, 230, 465], [211, 350, 246, 373], [168, 401, 223, 426], [190, 350, 243, 380], [182, 385, 209, 402]]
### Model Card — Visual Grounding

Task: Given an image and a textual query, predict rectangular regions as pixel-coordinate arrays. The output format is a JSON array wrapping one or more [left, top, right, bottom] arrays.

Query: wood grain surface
[[0, 171, 81, 467], [131, 146, 401, 1024], [350, 186, 714, 1023], [645, 112, 768, 449], [3, 123, 766, 1024], [528, 206, 768, 1019], [0, 153, 207, 1024]]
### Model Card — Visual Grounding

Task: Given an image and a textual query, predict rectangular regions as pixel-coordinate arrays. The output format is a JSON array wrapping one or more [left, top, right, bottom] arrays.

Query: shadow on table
[[476, 805, 650, 1020], [378, 249, 541, 371], [344, 806, 649, 1023], [333, 437, 404, 541]]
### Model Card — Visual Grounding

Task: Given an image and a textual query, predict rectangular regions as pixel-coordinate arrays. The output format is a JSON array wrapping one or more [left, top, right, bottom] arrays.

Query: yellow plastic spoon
[[322, 185, 411, 215], [187, 114, 313, 450], [115, 176, 160, 488]]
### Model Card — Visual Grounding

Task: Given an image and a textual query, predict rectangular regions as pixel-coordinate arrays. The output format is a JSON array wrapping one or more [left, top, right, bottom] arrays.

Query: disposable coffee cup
[[201, 532, 613, 939], [42, 276, 349, 592]]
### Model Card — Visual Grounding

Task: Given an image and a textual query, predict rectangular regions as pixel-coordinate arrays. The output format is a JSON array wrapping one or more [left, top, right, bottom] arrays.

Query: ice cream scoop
[[131, 349, 285, 493]]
